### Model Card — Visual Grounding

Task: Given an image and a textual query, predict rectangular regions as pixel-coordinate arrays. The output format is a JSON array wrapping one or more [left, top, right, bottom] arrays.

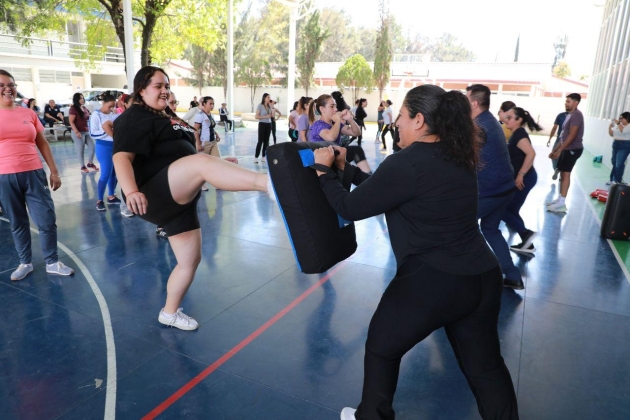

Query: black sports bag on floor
[[601, 183, 630, 240], [266, 142, 357, 273]]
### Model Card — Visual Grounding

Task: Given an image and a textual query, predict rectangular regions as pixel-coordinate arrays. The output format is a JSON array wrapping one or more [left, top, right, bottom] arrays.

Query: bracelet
[[51, 174, 61, 178], [126, 191, 141, 198], [518, 171, 526, 176]]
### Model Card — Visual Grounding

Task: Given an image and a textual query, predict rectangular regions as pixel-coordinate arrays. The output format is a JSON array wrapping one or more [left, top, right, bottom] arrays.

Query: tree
[[235, 15, 272, 111], [336, 54, 373, 103], [5, 0, 224, 69], [297, 10, 329, 97], [184, 44, 212, 96], [426, 33, 475, 62], [355, 26, 376, 62], [373, 10, 392, 101], [553, 61, 571, 78], [553, 34, 568, 69], [319, 8, 361, 62]]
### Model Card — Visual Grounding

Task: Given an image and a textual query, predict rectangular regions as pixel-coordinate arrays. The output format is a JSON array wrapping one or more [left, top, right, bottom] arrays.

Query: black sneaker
[[504, 278, 525, 290], [510, 230, 537, 254], [156, 227, 168, 238], [510, 243, 535, 254], [96, 201, 106, 211], [107, 196, 121, 205]]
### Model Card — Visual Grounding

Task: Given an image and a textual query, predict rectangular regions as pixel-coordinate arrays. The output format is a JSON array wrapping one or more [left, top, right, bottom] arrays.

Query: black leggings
[[345, 146, 366, 164], [255, 122, 272, 158], [355, 257, 518, 420], [271, 118, 277, 144], [381, 124, 392, 149]]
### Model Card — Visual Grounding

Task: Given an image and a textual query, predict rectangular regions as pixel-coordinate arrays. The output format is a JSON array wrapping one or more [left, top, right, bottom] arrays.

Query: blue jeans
[[502, 170, 537, 235], [478, 192, 521, 281], [610, 140, 630, 183], [95, 140, 117, 201], [0, 169, 58, 265]]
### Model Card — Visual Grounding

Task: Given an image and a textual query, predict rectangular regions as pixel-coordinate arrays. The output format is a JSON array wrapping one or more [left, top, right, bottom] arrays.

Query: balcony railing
[[0, 33, 140, 65]]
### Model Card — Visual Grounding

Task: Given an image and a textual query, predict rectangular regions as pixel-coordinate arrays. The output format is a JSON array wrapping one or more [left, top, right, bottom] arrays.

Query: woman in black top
[[314, 85, 518, 420], [113, 66, 269, 331], [502, 107, 541, 254], [349, 98, 368, 146]]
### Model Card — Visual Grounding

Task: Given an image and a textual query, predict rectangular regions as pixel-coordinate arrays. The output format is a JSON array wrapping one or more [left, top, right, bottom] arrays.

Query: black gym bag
[[601, 183, 630, 240], [266, 142, 357, 274]]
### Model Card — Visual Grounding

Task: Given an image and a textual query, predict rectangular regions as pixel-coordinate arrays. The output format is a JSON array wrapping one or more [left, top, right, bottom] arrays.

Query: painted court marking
[[1, 217, 117, 419], [142, 262, 347, 420]]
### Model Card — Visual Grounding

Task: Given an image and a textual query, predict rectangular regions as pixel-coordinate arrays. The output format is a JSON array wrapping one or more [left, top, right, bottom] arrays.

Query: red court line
[[142, 263, 346, 419]]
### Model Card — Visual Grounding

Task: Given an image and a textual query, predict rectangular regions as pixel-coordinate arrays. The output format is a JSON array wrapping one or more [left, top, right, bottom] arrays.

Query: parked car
[[58, 88, 128, 115]]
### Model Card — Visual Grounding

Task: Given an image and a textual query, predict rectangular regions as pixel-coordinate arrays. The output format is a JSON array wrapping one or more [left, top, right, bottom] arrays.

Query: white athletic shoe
[[545, 198, 559, 206], [46, 261, 74, 276], [547, 202, 568, 213], [158, 308, 198, 331], [11, 263, 33, 281], [340, 407, 357, 420], [253, 158, 259, 164], [120, 203, 135, 218]]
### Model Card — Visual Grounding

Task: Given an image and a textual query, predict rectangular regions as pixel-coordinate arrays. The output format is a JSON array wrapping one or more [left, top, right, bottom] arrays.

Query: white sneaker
[[605, 181, 612, 186], [261, 157, 266, 162], [11, 263, 33, 281], [120, 204, 135, 218], [547, 202, 567, 213], [46, 261, 74, 276], [158, 308, 198, 331], [253, 158, 259, 164], [201, 185, 209, 191], [340, 407, 357, 420], [545, 198, 559, 206]]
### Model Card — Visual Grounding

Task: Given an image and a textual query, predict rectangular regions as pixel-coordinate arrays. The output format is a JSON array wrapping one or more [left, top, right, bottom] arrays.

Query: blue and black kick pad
[[266, 142, 357, 274]]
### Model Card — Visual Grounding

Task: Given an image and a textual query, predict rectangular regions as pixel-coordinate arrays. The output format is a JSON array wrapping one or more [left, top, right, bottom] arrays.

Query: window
[[7, 67, 32, 81], [38, 70, 72, 84]]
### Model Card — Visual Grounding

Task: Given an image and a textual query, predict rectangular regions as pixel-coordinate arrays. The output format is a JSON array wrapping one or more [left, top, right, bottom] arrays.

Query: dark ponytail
[[309, 94, 331, 125], [512, 107, 542, 132], [403, 85, 480, 172]]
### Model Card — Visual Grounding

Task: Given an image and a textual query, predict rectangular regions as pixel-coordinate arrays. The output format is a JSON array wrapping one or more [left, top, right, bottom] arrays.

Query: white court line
[[573, 181, 630, 286], [0, 217, 117, 419]]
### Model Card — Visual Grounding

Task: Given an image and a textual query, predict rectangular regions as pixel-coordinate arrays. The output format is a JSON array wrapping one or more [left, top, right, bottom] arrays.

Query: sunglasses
[[169, 101, 179, 106]]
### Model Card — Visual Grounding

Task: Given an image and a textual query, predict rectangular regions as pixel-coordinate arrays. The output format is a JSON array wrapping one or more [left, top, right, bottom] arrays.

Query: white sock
[[558, 196, 566, 205], [161, 310, 175, 318]]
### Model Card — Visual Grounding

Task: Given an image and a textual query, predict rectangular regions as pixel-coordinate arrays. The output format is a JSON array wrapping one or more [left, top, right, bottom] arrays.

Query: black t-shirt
[[319, 141, 498, 276], [44, 104, 61, 118], [190, 101, 199, 109], [113, 105, 197, 188], [508, 127, 534, 177]]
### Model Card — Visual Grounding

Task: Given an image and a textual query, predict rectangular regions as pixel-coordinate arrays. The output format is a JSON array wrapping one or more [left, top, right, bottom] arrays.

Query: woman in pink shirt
[[0, 69, 74, 281]]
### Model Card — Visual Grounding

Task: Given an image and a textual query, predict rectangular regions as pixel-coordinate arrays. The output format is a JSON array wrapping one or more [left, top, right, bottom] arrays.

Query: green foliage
[[184, 44, 212, 95], [553, 61, 571, 78], [235, 14, 272, 111], [318, 8, 361, 62], [335, 54, 373, 103], [296, 10, 328, 96], [373, 16, 392, 101], [425, 33, 475, 62]]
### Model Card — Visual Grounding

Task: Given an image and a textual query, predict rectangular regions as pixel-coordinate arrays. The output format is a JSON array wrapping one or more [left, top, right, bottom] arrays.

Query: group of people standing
[[4, 60, 600, 420]]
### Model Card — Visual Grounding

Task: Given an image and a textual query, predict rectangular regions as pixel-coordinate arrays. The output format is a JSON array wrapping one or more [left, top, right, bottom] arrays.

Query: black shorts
[[132, 166, 201, 236], [557, 148, 583, 172]]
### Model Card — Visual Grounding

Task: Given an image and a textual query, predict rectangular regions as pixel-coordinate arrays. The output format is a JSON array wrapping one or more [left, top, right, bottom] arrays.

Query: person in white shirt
[[608, 111, 630, 184], [193, 96, 221, 158], [89, 94, 120, 211], [380, 99, 394, 151], [182, 101, 203, 126], [219, 103, 233, 132]]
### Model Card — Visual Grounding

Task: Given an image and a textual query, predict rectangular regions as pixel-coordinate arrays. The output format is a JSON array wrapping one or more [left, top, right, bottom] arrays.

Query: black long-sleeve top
[[319, 141, 498, 276]]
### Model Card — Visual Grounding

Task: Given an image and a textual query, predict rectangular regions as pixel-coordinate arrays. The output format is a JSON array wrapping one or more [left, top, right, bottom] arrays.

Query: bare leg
[[167, 154, 268, 205], [357, 160, 372, 174], [164, 229, 201, 313], [560, 171, 570, 197]]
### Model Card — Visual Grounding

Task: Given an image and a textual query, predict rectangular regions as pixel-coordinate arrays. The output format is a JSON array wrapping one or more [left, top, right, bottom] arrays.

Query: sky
[[290, 0, 605, 78]]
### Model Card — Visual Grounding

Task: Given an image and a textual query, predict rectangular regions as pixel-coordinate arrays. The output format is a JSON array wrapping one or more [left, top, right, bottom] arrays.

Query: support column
[[228, 0, 234, 123], [287, 7, 297, 116], [123, 0, 135, 90]]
